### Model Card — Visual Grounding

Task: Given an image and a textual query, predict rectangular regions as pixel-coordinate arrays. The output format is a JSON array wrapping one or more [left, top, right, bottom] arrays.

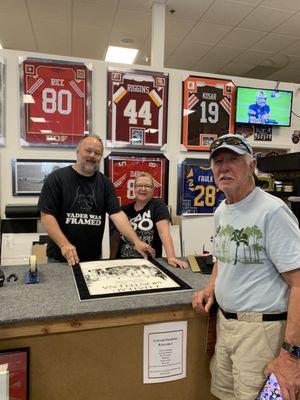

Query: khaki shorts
[[210, 309, 286, 400]]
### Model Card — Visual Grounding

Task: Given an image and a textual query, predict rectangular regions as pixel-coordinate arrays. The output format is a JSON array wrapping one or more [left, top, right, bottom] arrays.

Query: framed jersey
[[177, 158, 224, 215], [105, 152, 169, 206], [19, 57, 92, 147], [181, 76, 236, 151], [107, 69, 168, 149], [0, 56, 6, 146]]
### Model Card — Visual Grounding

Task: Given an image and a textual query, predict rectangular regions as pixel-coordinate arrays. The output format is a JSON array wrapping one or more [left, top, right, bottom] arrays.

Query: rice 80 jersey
[[107, 70, 168, 149], [179, 159, 224, 214], [182, 76, 236, 151], [21, 59, 91, 146], [105, 153, 168, 206]]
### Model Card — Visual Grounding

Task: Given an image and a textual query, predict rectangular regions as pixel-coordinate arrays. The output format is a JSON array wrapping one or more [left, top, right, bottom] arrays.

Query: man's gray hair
[[76, 134, 103, 149]]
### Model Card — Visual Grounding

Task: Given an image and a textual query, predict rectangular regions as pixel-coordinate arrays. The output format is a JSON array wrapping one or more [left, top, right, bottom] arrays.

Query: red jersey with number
[[106, 155, 168, 206], [107, 71, 168, 148], [23, 60, 89, 146]]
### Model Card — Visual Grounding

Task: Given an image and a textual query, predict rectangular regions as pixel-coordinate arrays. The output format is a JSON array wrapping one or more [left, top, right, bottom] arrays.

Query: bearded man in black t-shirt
[[38, 134, 155, 265]]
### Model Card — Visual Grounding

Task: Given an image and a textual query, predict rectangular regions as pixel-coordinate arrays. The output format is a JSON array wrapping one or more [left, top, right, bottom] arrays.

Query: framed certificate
[[104, 152, 169, 206], [181, 76, 236, 151], [0, 56, 6, 146], [12, 159, 75, 196], [72, 258, 192, 301], [107, 68, 168, 149], [19, 57, 92, 147], [177, 158, 224, 215], [0, 347, 29, 400]]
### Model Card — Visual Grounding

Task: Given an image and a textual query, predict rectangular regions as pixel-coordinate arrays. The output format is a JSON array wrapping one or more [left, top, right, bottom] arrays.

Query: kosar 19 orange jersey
[[182, 76, 236, 151], [21, 59, 91, 146], [105, 153, 168, 206], [107, 70, 168, 149]]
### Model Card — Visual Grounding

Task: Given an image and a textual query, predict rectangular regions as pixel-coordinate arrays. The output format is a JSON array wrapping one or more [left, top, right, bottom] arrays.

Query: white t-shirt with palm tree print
[[213, 187, 300, 312]]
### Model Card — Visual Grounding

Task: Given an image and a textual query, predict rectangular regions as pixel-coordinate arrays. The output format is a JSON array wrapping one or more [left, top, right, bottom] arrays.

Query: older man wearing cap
[[192, 134, 300, 400]]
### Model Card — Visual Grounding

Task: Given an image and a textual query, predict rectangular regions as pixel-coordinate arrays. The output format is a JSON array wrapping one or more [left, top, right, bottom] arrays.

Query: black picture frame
[[0, 347, 30, 400], [72, 258, 192, 301], [12, 159, 75, 196], [177, 158, 224, 215]]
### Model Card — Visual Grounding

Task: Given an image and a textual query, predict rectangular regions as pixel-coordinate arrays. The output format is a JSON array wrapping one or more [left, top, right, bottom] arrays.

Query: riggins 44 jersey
[[180, 159, 224, 214], [105, 154, 168, 206], [182, 76, 236, 151], [107, 70, 168, 148], [21, 59, 90, 146]]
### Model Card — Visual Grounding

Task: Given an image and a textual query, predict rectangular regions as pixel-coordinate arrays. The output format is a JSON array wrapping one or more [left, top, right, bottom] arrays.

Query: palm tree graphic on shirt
[[215, 224, 263, 264]]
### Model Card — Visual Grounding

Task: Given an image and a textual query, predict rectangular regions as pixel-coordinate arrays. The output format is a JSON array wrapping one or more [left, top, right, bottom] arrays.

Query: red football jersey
[[106, 154, 168, 206], [107, 70, 168, 148], [22, 60, 90, 146]]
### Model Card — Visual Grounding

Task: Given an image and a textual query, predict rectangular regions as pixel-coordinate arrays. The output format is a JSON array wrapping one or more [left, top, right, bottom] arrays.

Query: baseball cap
[[210, 134, 253, 160]]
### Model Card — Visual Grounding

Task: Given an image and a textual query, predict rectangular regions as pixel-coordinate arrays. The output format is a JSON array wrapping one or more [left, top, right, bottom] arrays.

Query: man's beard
[[78, 160, 98, 175]]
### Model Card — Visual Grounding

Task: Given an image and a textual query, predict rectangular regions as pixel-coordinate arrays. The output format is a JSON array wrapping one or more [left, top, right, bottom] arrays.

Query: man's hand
[[167, 257, 188, 269], [134, 240, 155, 259], [192, 287, 215, 313], [61, 243, 80, 266], [264, 348, 300, 400]]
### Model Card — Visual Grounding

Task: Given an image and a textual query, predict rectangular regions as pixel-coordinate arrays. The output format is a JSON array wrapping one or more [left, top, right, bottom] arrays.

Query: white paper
[[0, 364, 9, 400], [1, 233, 40, 266], [143, 321, 187, 384]]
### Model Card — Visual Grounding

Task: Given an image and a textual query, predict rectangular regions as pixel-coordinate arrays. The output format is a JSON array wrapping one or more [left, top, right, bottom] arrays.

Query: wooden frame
[[12, 159, 75, 196], [107, 68, 168, 149], [0, 347, 29, 400], [19, 56, 92, 147], [104, 152, 169, 206]]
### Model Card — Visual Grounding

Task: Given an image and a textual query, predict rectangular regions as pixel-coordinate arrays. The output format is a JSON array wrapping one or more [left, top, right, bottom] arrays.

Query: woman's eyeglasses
[[210, 136, 252, 154], [135, 184, 153, 190]]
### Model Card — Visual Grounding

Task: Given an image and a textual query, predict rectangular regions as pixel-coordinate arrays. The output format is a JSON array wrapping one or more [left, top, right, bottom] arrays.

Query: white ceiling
[[1, 0, 300, 83]]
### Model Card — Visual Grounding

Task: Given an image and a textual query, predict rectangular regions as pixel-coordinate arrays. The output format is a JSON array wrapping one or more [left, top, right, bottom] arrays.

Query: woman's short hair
[[134, 172, 154, 187]]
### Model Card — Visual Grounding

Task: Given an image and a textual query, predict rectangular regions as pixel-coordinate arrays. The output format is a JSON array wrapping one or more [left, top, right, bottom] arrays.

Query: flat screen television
[[235, 86, 293, 127]]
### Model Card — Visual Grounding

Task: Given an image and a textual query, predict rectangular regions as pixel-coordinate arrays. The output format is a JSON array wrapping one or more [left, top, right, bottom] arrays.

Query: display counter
[[0, 260, 216, 400]]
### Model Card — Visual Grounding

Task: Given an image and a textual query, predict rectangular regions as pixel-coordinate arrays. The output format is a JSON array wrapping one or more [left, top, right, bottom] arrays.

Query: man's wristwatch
[[282, 341, 300, 358]]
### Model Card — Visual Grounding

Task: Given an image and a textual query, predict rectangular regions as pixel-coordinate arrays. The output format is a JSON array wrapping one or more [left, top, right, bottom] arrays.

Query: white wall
[[1, 48, 300, 253]]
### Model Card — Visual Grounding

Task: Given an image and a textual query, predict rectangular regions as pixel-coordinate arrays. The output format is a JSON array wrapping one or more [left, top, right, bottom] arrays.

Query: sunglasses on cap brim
[[210, 136, 252, 154]]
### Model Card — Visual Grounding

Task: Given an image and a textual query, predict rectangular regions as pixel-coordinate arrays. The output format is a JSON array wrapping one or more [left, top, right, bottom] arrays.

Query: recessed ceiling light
[[105, 46, 139, 64]]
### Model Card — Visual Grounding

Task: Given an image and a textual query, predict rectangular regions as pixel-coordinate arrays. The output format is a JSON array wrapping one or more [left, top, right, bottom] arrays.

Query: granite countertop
[[0, 259, 210, 326]]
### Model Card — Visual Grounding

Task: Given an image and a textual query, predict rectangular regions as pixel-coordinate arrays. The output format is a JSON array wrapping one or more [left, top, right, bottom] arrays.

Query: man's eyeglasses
[[135, 184, 153, 190], [210, 136, 252, 154]]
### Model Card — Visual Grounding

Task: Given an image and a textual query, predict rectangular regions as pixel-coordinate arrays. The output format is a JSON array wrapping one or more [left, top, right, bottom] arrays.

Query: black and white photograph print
[[12, 159, 75, 196], [72, 258, 192, 301]]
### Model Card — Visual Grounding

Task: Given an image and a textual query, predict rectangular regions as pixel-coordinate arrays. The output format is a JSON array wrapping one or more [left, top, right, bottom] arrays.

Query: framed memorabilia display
[[181, 76, 236, 151], [105, 152, 169, 206], [254, 125, 272, 141], [0, 347, 29, 400], [19, 57, 92, 147], [12, 159, 75, 196], [177, 158, 224, 215], [107, 68, 168, 149], [0, 56, 6, 146], [72, 258, 192, 301]]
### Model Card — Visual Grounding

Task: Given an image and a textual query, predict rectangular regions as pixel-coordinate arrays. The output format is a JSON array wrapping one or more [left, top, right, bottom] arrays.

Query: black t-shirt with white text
[[38, 166, 121, 262], [117, 198, 170, 258]]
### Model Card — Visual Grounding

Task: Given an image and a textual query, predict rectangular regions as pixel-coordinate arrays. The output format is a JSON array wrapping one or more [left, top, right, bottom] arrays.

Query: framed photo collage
[[2, 55, 241, 215]]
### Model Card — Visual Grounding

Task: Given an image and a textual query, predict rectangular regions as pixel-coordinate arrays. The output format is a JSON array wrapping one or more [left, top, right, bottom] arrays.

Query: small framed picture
[[12, 159, 75, 196], [19, 57, 92, 147], [104, 152, 169, 206], [0, 347, 29, 400]]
